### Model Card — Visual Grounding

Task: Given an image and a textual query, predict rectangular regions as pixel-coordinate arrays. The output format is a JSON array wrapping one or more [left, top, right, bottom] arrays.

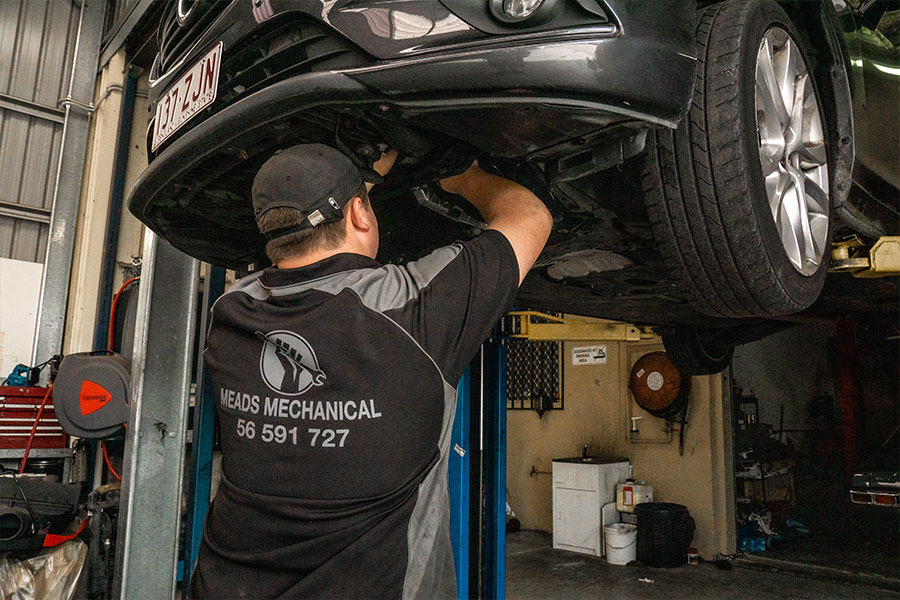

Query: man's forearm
[[439, 166, 545, 228], [439, 164, 552, 284]]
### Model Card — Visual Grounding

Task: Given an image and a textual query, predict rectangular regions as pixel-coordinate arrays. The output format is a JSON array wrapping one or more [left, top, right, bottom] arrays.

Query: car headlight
[[502, 0, 544, 20], [489, 0, 557, 25]]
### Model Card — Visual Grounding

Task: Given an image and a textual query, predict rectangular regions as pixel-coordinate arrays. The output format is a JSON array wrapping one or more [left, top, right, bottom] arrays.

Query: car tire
[[662, 328, 735, 376], [641, 0, 833, 318]]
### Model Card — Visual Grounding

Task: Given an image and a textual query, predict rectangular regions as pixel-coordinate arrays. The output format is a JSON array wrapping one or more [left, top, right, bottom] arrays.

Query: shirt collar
[[258, 252, 382, 289]]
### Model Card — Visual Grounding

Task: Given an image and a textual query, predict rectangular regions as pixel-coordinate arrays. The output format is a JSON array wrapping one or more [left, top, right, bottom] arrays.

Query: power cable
[[18, 384, 54, 473]]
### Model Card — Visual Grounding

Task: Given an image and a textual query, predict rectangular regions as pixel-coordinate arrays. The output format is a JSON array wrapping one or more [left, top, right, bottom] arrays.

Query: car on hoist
[[127, 0, 899, 374]]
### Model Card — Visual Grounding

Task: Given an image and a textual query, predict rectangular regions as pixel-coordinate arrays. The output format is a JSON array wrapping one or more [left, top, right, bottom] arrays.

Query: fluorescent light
[[873, 62, 900, 77]]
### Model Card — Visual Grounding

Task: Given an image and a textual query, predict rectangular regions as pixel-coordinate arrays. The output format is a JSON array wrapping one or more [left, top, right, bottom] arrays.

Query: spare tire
[[641, 0, 833, 318], [662, 327, 734, 376]]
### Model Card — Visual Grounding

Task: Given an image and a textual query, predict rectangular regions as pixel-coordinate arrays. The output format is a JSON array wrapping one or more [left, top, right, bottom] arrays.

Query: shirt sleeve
[[384, 229, 520, 385]]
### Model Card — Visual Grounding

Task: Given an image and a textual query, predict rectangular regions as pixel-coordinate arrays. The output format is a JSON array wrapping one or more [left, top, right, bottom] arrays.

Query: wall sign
[[572, 345, 607, 365]]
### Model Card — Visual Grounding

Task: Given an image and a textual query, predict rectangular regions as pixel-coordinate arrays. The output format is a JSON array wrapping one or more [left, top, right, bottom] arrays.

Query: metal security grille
[[506, 340, 563, 412]]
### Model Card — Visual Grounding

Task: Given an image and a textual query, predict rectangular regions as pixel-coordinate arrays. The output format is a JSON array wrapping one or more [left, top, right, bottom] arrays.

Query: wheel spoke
[[760, 149, 780, 177], [787, 167, 817, 270], [803, 174, 829, 216], [766, 169, 789, 222], [808, 212, 829, 257], [789, 72, 809, 134], [797, 141, 826, 168], [776, 36, 800, 115], [779, 182, 804, 269], [756, 37, 790, 133], [799, 78, 826, 167]]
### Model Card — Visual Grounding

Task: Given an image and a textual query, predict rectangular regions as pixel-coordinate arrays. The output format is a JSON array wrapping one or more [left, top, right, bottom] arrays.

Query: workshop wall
[[732, 324, 836, 452], [65, 52, 126, 354], [506, 340, 625, 531], [507, 336, 735, 558], [734, 320, 898, 471], [63, 51, 148, 354], [623, 349, 735, 559], [116, 71, 150, 278], [849, 323, 900, 459], [0, 0, 80, 263]]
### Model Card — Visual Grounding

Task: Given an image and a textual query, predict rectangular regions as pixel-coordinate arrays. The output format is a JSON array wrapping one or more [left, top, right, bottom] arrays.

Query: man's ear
[[347, 196, 371, 232]]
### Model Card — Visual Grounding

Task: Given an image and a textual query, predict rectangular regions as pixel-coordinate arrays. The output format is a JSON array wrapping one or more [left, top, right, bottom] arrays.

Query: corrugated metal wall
[[108, 0, 147, 32], [0, 0, 80, 263]]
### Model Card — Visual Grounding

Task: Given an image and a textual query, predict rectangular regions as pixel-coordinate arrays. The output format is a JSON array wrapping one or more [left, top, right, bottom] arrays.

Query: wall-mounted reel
[[629, 351, 690, 419], [53, 352, 130, 438], [628, 351, 691, 454]]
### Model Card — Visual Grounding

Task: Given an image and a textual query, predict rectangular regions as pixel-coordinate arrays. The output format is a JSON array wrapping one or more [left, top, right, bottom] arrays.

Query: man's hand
[[366, 149, 399, 192], [439, 162, 551, 285]]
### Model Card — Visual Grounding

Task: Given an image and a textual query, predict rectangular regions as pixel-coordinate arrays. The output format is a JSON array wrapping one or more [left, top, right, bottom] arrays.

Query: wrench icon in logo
[[256, 331, 326, 394]]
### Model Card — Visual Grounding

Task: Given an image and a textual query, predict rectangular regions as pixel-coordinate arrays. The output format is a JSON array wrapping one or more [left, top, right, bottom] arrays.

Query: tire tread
[[641, 0, 829, 318]]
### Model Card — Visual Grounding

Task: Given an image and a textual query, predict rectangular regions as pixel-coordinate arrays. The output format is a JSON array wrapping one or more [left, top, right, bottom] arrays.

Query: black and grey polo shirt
[[191, 230, 519, 599]]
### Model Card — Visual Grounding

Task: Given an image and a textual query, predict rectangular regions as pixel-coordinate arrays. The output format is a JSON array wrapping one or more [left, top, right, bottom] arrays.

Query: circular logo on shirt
[[255, 330, 326, 396]]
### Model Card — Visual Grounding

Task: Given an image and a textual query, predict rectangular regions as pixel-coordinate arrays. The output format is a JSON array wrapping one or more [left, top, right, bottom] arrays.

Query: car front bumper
[[131, 0, 696, 268]]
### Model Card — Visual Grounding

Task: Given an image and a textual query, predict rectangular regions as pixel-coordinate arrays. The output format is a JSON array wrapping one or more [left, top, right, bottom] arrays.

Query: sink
[[553, 456, 629, 465]]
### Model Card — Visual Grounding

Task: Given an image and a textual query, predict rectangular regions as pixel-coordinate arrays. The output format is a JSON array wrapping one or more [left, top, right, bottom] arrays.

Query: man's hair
[[257, 183, 368, 264]]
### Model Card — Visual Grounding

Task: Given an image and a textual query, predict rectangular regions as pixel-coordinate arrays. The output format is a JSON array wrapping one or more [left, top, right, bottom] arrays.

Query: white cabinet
[[552, 459, 630, 556]]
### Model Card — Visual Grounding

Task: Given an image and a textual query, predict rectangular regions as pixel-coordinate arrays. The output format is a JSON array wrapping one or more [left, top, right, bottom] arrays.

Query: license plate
[[151, 42, 223, 151]]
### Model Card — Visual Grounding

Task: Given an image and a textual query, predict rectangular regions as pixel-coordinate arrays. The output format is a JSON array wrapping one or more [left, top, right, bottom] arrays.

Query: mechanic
[[190, 143, 552, 599]]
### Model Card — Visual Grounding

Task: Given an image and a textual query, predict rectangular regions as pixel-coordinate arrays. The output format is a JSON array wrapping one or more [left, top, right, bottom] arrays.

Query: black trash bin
[[635, 502, 695, 567]]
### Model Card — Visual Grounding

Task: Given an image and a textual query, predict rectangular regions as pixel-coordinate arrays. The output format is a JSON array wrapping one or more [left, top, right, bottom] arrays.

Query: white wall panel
[[0, 257, 43, 377]]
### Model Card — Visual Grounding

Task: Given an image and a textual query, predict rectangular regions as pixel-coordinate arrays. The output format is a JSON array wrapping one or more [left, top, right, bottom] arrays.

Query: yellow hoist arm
[[830, 235, 900, 278], [504, 311, 655, 342]]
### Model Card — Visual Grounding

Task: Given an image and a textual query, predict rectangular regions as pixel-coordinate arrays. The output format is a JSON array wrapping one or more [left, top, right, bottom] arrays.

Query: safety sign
[[572, 345, 607, 365]]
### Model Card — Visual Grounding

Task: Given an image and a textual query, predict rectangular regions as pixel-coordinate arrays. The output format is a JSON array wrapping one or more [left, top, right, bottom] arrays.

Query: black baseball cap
[[251, 144, 379, 240]]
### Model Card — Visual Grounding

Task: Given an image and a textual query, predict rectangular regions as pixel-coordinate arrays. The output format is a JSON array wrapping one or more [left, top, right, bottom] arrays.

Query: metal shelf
[[0, 447, 73, 459]]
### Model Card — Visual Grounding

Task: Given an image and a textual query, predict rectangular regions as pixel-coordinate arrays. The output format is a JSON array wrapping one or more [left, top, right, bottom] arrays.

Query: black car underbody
[[128, 0, 896, 337]]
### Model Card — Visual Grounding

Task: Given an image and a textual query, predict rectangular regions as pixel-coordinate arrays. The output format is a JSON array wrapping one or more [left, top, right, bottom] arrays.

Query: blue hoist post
[[482, 337, 507, 600], [449, 367, 471, 598], [183, 266, 227, 587], [450, 337, 507, 600]]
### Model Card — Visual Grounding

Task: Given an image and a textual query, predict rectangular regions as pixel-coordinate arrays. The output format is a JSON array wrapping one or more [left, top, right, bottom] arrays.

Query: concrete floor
[[756, 494, 900, 582], [506, 530, 900, 599]]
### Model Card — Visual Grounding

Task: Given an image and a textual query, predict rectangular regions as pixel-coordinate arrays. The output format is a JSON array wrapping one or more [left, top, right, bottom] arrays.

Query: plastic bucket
[[603, 523, 637, 565]]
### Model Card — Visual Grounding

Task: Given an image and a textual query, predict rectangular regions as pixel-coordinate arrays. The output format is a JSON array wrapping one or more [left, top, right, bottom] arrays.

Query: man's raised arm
[[440, 164, 552, 285]]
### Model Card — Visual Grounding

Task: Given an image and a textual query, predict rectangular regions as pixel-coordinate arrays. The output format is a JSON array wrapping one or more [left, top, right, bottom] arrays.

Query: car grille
[[158, 0, 228, 75], [215, 17, 370, 111], [151, 10, 371, 155]]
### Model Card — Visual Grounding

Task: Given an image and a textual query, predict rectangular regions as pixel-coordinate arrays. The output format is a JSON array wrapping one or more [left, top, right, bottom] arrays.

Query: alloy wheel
[[755, 27, 830, 277]]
